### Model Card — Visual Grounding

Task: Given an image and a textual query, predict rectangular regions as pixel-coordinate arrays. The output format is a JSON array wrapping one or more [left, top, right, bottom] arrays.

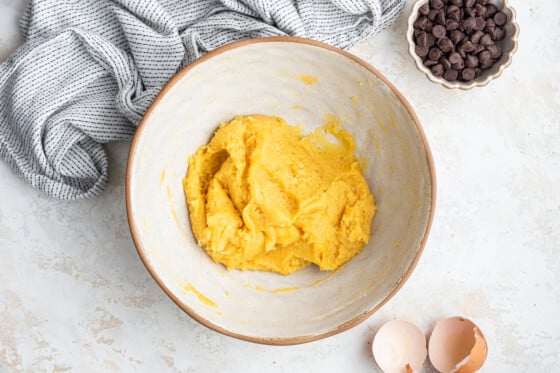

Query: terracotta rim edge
[[125, 36, 437, 346]]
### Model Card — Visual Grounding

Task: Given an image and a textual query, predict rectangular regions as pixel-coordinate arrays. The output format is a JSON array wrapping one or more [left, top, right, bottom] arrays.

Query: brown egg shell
[[428, 316, 488, 373]]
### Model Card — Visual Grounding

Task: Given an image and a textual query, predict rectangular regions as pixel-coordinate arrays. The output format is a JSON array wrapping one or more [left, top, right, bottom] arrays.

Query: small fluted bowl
[[407, 0, 519, 90]]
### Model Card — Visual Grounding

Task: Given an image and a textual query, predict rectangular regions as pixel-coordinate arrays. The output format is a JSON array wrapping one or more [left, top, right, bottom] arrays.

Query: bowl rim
[[125, 36, 437, 345], [406, 0, 520, 90]]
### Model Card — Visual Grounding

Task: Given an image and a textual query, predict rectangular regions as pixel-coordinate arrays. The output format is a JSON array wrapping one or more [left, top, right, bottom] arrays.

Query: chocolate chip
[[446, 19, 460, 31], [464, 40, 477, 52], [486, 44, 502, 59], [414, 28, 424, 38], [419, 3, 430, 15], [474, 44, 485, 54], [474, 17, 486, 30], [458, 48, 466, 58], [424, 59, 439, 67], [478, 50, 491, 64], [475, 4, 487, 17], [450, 0, 463, 6], [427, 33, 437, 46], [438, 37, 454, 52], [486, 4, 498, 17], [446, 4, 459, 14], [470, 30, 484, 43], [465, 54, 479, 67], [434, 10, 445, 25], [428, 9, 439, 21], [444, 68, 459, 81], [417, 31, 428, 47], [461, 68, 476, 81], [463, 17, 477, 33], [480, 58, 495, 69], [447, 5, 461, 21], [493, 11, 507, 25], [474, 67, 482, 77], [494, 28, 506, 41], [485, 18, 495, 28], [477, 0, 488, 5], [440, 57, 452, 70], [449, 52, 462, 64], [480, 33, 494, 46], [415, 45, 430, 58], [464, 7, 476, 18], [450, 30, 465, 44], [485, 26, 498, 39], [447, 12, 462, 24], [452, 58, 465, 70], [429, 47, 443, 60], [431, 64, 445, 77], [433, 24, 447, 38], [432, 0, 445, 9], [414, 15, 430, 30], [465, 0, 476, 7], [425, 21, 434, 32]]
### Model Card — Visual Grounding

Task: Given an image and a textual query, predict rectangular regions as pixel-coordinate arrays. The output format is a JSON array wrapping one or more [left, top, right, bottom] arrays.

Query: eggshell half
[[372, 320, 427, 373], [428, 317, 488, 373]]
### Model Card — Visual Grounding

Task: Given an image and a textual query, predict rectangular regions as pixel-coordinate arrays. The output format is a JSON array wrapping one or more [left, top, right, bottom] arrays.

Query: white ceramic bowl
[[126, 37, 436, 345], [407, 0, 519, 90]]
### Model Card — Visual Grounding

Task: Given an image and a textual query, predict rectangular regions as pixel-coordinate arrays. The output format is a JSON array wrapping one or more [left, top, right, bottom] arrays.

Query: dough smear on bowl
[[183, 115, 376, 275]]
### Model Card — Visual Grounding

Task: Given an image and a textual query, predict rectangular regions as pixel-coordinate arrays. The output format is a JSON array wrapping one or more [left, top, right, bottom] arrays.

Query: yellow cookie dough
[[183, 115, 376, 275]]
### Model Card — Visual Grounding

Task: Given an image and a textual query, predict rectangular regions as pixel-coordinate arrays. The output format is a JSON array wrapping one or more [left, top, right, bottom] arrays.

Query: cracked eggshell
[[372, 320, 427, 373], [428, 317, 488, 373]]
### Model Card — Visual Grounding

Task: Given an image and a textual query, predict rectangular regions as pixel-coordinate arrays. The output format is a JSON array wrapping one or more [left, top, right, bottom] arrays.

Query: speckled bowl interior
[[126, 38, 435, 344], [407, 0, 519, 90]]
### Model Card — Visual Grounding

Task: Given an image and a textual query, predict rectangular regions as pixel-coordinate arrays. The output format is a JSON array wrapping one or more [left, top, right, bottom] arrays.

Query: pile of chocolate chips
[[413, 0, 508, 82]]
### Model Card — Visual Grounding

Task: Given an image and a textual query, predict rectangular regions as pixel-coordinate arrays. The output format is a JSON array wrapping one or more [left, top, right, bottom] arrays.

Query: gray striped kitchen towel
[[0, 0, 405, 199]]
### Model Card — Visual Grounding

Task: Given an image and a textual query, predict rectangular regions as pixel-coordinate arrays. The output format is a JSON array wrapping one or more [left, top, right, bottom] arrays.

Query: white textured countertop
[[1, 0, 558, 372]]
